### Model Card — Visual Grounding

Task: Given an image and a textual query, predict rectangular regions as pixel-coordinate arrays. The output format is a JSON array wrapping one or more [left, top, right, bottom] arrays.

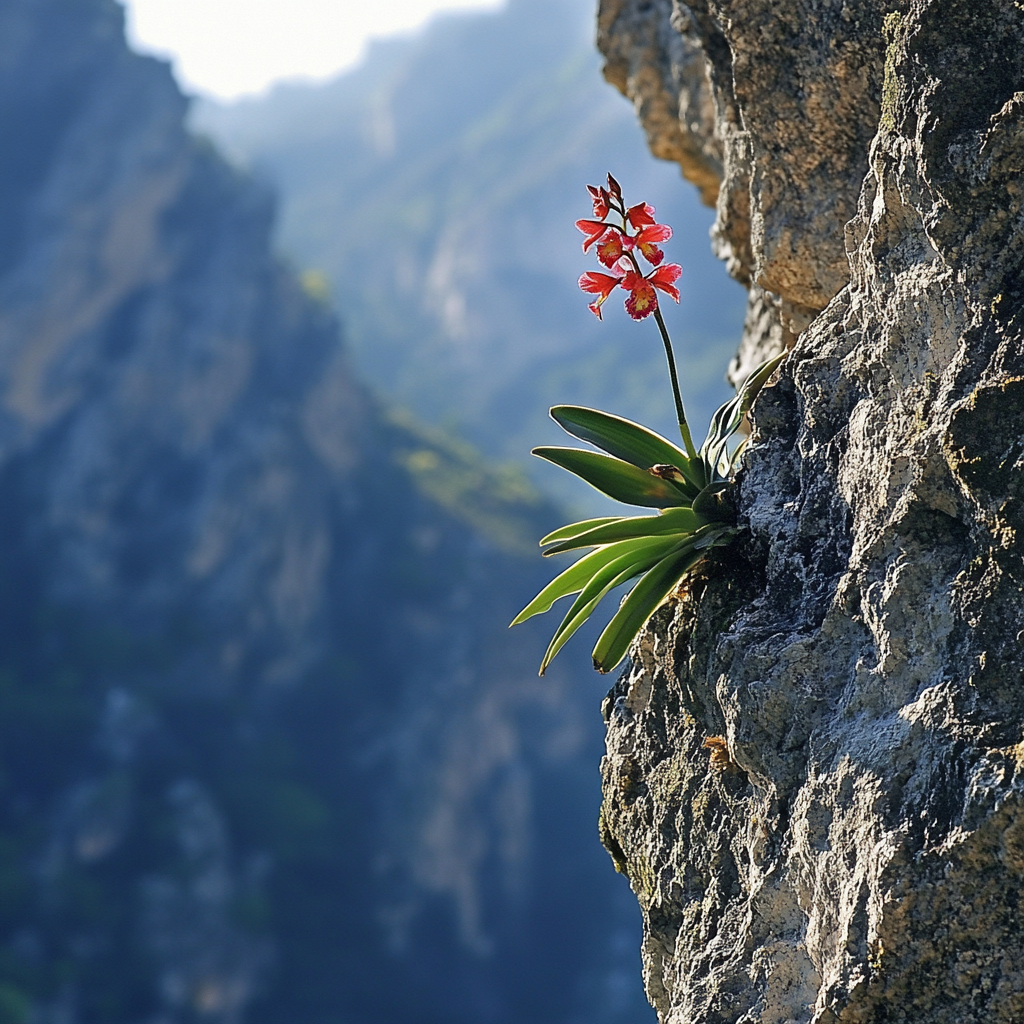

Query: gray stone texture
[[596, 0, 1024, 1021]]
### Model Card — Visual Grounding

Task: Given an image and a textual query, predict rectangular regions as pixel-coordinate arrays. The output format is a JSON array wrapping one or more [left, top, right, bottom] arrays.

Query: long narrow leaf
[[540, 561, 650, 675], [542, 506, 705, 555], [729, 435, 749, 470], [543, 536, 687, 651], [550, 406, 689, 468], [539, 517, 623, 547], [533, 447, 689, 508], [691, 482, 732, 522], [736, 351, 786, 417], [592, 546, 705, 673], [700, 392, 742, 473], [701, 395, 739, 455], [511, 535, 681, 626], [540, 536, 690, 674], [550, 406, 704, 491], [511, 545, 630, 626], [700, 351, 786, 467], [691, 524, 737, 550]]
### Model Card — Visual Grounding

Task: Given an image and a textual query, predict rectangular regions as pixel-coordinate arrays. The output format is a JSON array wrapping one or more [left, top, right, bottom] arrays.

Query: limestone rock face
[[599, 0, 885, 332], [596, 1, 1024, 1021]]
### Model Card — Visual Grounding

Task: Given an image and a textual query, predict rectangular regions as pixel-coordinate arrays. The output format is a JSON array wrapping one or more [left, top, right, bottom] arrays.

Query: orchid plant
[[512, 174, 783, 676]]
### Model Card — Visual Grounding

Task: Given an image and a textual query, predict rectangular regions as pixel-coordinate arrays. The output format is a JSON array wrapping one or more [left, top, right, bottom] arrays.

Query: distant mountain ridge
[[193, 0, 748, 513], [0, 0, 655, 1020]]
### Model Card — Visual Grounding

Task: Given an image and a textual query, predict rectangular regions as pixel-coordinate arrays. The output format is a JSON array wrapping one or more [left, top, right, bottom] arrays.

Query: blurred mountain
[[192, 0, 747, 513], [0, 0, 655, 1021]]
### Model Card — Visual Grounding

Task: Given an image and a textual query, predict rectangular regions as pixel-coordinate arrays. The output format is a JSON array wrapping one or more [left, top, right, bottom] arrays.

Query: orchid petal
[[586, 185, 611, 219], [624, 281, 658, 320], [578, 271, 623, 297], [626, 202, 656, 228], [649, 263, 682, 302], [636, 241, 664, 266], [595, 230, 630, 268], [636, 223, 672, 243], [575, 219, 609, 252], [650, 263, 681, 284]]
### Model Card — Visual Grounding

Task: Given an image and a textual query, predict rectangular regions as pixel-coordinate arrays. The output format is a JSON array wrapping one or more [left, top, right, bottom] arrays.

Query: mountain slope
[[0, 1, 653, 1020], [193, 0, 748, 512]]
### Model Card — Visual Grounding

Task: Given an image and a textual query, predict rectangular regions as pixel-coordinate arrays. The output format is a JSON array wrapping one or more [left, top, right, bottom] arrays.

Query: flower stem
[[653, 306, 697, 458]]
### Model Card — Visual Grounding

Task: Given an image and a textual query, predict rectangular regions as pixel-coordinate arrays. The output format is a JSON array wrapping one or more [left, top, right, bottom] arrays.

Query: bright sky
[[121, 0, 505, 101]]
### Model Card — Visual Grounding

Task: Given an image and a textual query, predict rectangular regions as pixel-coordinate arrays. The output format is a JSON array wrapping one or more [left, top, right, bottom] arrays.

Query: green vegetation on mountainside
[[193, 0, 747, 514]]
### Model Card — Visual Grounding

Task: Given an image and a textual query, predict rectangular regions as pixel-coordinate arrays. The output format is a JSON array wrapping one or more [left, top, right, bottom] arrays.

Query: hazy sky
[[121, 0, 506, 101]]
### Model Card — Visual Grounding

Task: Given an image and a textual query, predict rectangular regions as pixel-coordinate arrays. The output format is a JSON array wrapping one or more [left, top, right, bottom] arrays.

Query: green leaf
[[539, 536, 688, 674], [591, 546, 705, 674], [736, 351, 787, 416], [540, 562, 645, 674], [691, 481, 732, 523], [550, 406, 704, 491], [539, 517, 623, 547], [511, 535, 679, 626], [541, 506, 705, 555], [700, 395, 741, 481], [532, 447, 689, 508], [691, 524, 737, 550], [700, 352, 786, 475], [728, 435, 749, 471], [519, 356, 784, 674]]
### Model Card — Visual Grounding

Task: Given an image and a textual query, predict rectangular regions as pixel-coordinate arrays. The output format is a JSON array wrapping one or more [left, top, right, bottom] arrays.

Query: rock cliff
[[0, 2, 652, 1021], [596, 1, 1024, 1021]]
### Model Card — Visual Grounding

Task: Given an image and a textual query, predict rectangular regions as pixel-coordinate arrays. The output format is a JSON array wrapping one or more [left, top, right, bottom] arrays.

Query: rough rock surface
[[597, 1, 1024, 1021], [599, 0, 885, 332]]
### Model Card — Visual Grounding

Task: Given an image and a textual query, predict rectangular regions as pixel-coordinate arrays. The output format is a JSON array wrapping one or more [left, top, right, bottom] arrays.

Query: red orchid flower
[[619, 264, 682, 320], [619, 270, 657, 320], [626, 202, 657, 229], [576, 218, 614, 252], [586, 184, 612, 220], [634, 223, 672, 266], [577, 180, 680, 320], [595, 228, 634, 268], [648, 263, 682, 302], [578, 270, 624, 319]]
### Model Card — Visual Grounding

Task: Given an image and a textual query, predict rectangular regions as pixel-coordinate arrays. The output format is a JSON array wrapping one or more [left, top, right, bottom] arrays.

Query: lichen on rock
[[596, 1, 1024, 1020]]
